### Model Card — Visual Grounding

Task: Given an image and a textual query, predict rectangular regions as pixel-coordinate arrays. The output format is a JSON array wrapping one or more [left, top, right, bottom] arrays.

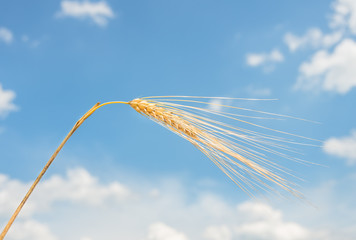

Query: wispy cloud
[[284, 28, 342, 52], [295, 38, 356, 94], [323, 129, 356, 165], [330, 0, 356, 34], [246, 49, 284, 72], [0, 83, 17, 118], [56, 0, 115, 27], [21, 35, 41, 48], [0, 27, 13, 44]]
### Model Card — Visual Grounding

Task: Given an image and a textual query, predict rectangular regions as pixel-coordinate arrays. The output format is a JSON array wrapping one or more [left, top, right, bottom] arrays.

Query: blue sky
[[1, 0, 356, 239]]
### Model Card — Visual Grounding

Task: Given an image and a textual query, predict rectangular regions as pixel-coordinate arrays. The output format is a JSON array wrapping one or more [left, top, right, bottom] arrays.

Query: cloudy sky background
[[1, 0, 356, 239]]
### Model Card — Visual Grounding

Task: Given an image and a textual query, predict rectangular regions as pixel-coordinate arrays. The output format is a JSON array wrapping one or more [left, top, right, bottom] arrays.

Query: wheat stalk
[[0, 96, 316, 239]]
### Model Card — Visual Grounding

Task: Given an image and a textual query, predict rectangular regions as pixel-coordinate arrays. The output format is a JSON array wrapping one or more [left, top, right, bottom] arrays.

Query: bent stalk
[[0, 101, 127, 240]]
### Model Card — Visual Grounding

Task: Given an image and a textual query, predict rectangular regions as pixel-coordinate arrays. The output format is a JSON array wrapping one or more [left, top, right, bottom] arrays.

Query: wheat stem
[[0, 101, 127, 240]]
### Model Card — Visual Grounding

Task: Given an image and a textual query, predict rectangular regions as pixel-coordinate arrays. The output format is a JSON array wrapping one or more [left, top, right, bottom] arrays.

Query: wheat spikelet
[[129, 98, 199, 138]]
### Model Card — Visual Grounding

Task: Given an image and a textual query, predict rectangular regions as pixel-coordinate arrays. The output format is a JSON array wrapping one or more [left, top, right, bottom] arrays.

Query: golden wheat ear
[[1, 96, 316, 240], [129, 97, 318, 198]]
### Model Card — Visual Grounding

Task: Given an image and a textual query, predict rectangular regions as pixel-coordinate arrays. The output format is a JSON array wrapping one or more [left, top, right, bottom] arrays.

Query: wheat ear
[[1, 97, 314, 239], [129, 98, 310, 197]]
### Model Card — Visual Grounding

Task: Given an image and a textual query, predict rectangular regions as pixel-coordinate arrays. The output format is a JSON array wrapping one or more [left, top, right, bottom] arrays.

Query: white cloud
[[0, 168, 131, 217], [330, 0, 356, 34], [0, 27, 13, 44], [295, 38, 356, 94], [234, 202, 310, 240], [237, 201, 282, 222], [246, 54, 265, 67], [7, 220, 57, 240], [246, 49, 284, 72], [323, 129, 356, 165], [80, 237, 93, 240], [203, 225, 231, 240], [285, 0, 356, 94], [56, 0, 115, 27], [147, 222, 188, 240], [0, 84, 17, 118], [246, 49, 284, 67], [1, 167, 356, 240], [284, 28, 343, 52]]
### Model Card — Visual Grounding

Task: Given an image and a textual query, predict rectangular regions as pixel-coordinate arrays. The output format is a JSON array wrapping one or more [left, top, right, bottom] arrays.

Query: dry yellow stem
[[0, 101, 127, 240]]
